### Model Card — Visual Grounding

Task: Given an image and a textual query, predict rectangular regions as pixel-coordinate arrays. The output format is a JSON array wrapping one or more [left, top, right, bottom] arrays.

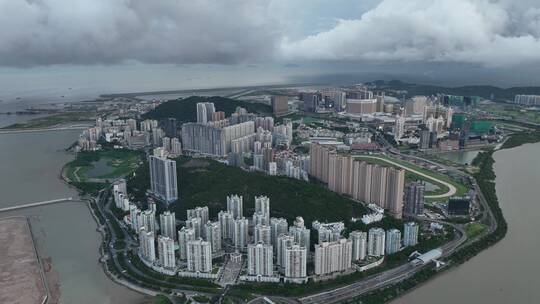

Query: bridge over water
[[0, 198, 82, 213]]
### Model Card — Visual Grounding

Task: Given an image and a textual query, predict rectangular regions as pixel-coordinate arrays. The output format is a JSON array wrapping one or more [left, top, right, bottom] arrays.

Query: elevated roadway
[[0, 198, 76, 213]]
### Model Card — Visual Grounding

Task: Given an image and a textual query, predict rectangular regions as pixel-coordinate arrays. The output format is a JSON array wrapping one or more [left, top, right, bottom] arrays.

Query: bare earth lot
[[0, 217, 46, 304]]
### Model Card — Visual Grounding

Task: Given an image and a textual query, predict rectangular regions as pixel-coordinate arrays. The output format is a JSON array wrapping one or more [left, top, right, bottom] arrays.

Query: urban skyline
[[2, 2, 539, 304]]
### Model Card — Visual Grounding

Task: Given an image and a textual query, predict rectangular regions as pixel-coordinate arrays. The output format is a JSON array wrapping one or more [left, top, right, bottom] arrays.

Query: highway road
[[293, 133, 480, 304], [298, 221, 467, 304], [267, 121, 496, 304], [94, 190, 214, 301]]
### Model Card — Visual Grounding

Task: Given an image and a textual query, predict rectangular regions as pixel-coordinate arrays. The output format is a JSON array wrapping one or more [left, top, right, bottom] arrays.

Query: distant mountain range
[[366, 80, 540, 101]]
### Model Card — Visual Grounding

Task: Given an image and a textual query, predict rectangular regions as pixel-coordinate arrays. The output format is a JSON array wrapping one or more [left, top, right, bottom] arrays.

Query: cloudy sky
[[1, 0, 540, 97]]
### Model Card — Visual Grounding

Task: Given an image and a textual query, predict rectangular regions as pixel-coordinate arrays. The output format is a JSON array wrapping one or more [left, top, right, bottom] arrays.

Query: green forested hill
[[142, 96, 272, 123]]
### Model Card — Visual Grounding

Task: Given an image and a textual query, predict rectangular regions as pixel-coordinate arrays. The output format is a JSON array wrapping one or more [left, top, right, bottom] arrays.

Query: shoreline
[[57, 128, 540, 303], [355, 135, 538, 303], [0, 216, 49, 304], [58, 159, 157, 299]]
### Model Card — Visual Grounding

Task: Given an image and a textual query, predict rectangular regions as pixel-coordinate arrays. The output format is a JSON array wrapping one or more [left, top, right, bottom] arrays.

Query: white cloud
[[280, 0, 540, 67]]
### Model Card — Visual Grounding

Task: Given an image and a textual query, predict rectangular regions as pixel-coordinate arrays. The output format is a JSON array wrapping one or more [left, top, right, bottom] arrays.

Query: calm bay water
[[0, 130, 148, 303], [394, 142, 540, 303]]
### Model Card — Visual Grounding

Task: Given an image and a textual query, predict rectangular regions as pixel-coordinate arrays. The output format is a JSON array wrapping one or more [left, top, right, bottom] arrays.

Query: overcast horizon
[[2, 0, 540, 98]]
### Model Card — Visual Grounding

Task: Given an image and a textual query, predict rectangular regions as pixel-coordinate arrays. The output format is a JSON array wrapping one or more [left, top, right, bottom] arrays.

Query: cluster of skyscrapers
[[182, 102, 294, 158], [127, 184, 420, 282], [310, 143, 405, 218], [182, 120, 255, 157], [299, 88, 384, 114]]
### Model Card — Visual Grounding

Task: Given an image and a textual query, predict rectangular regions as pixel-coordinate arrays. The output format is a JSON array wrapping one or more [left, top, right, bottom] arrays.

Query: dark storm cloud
[[281, 0, 540, 67], [0, 0, 281, 67], [2, 0, 540, 69]]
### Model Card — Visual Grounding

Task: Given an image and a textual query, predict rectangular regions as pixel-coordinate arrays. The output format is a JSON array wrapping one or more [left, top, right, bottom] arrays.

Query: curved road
[[297, 221, 467, 304], [357, 155, 458, 199]]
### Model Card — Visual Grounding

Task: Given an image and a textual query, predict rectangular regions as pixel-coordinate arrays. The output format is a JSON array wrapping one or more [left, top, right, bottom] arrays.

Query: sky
[[1, 0, 540, 98]]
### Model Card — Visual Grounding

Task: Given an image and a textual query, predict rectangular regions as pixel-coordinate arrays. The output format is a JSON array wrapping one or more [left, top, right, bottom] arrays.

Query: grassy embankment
[[464, 222, 487, 239], [501, 131, 540, 149]]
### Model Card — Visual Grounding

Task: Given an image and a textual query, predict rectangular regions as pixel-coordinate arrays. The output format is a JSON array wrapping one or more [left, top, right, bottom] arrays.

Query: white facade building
[[159, 211, 176, 240], [204, 221, 222, 253], [171, 137, 182, 156], [386, 229, 402, 254], [368, 228, 386, 257], [233, 218, 249, 252], [227, 195, 244, 220], [139, 228, 156, 263], [247, 243, 274, 277], [253, 211, 269, 226], [187, 239, 212, 273], [149, 155, 178, 203], [289, 226, 311, 250], [314, 238, 353, 276], [158, 236, 176, 269], [270, 217, 288, 246], [187, 206, 209, 224], [254, 196, 270, 218], [349, 231, 368, 261], [403, 222, 419, 247], [218, 211, 234, 240], [178, 227, 196, 260], [277, 234, 296, 269], [254, 225, 272, 245], [186, 217, 203, 239], [140, 209, 156, 235], [284, 245, 307, 280]]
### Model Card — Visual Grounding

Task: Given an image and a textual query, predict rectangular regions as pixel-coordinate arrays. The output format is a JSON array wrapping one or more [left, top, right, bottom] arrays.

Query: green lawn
[[153, 295, 172, 304], [65, 148, 142, 182], [484, 104, 540, 124], [465, 222, 487, 239]]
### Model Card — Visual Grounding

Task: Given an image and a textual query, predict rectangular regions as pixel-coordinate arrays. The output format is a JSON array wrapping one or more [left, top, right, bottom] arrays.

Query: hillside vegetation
[[127, 156, 366, 225], [142, 96, 272, 123]]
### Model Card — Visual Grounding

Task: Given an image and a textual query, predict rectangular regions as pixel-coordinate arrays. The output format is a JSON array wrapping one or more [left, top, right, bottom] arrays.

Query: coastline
[[355, 134, 539, 303], [58, 129, 540, 303], [59, 160, 157, 299]]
